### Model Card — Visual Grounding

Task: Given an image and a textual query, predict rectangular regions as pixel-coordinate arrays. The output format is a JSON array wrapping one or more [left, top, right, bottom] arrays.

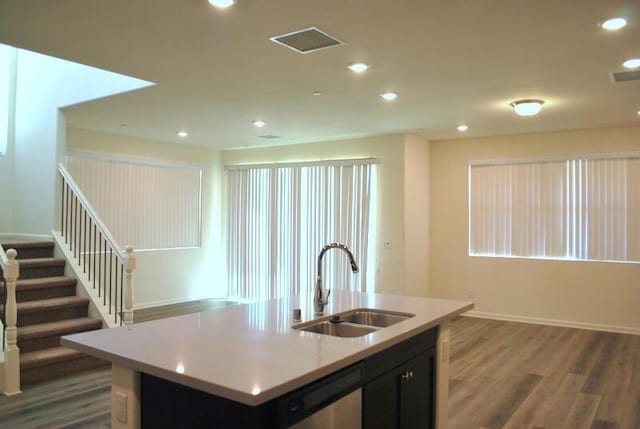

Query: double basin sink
[[293, 309, 415, 338]]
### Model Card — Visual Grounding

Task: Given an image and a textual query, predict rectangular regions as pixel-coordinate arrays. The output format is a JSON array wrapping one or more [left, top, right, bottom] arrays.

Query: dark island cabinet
[[362, 328, 437, 429]]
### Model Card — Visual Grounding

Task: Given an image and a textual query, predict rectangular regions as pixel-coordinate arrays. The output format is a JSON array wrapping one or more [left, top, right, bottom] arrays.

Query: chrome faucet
[[314, 242, 359, 315]]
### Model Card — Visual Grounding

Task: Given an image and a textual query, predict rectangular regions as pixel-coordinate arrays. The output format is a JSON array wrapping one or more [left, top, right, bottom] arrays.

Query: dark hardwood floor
[[1, 309, 638, 428]]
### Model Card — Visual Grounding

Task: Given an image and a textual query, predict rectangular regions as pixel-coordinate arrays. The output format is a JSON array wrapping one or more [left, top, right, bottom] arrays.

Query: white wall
[[67, 128, 226, 307], [430, 126, 640, 333], [223, 133, 431, 296], [7, 48, 150, 235]]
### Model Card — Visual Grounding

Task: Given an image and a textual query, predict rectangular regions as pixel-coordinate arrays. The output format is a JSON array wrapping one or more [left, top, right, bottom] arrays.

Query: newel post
[[123, 246, 136, 325], [3, 249, 21, 395]]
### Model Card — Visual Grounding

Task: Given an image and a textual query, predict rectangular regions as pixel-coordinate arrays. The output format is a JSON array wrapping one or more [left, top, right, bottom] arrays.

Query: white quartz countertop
[[62, 291, 472, 406]]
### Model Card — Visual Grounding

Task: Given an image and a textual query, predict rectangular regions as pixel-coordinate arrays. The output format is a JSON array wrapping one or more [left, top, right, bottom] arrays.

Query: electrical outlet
[[384, 240, 392, 249], [115, 392, 127, 423]]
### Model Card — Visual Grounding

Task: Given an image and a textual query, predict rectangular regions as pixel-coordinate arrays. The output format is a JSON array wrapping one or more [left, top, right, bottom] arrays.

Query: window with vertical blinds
[[66, 153, 202, 250], [469, 155, 640, 262], [226, 160, 378, 301]]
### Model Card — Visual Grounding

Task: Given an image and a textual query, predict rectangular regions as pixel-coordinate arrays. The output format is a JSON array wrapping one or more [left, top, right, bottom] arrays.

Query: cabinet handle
[[401, 371, 414, 380]]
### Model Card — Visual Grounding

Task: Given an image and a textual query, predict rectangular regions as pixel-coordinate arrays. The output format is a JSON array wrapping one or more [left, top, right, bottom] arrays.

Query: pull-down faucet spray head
[[314, 243, 359, 315]]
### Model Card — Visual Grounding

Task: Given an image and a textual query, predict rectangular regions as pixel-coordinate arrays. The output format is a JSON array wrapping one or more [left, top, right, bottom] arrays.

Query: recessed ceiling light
[[380, 92, 397, 101], [177, 131, 189, 138], [312, 91, 322, 96], [348, 62, 369, 73], [601, 17, 627, 31], [253, 120, 266, 128], [623, 58, 640, 69], [457, 125, 469, 132], [510, 99, 545, 116], [208, 0, 235, 8]]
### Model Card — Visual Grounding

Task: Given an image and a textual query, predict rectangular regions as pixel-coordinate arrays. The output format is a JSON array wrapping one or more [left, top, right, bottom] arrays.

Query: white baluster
[[3, 248, 21, 395], [123, 246, 136, 325]]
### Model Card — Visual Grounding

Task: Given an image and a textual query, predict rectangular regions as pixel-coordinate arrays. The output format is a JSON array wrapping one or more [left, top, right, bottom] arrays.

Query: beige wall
[[223, 133, 429, 296], [430, 126, 640, 333], [67, 128, 226, 307], [403, 134, 430, 297]]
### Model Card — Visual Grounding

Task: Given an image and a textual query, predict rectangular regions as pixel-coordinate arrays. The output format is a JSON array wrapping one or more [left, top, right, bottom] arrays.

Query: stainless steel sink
[[293, 308, 415, 338], [339, 309, 415, 327], [298, 321, 378, 337]]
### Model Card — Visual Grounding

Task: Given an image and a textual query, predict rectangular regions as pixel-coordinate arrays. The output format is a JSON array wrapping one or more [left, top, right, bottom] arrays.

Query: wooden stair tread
[[16, 276, 77, 290], [16, 257, 66, 267], [17, 296, 89, 313], [21, 346, 85, 370], [17, 317, 102, 340]]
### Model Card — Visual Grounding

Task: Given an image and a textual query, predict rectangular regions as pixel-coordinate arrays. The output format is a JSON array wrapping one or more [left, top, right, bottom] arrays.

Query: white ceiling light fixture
[[253, 120, 266, 127], [208, 0, 235, 8], [380, 92, 397, 101], [601, 17, 627, 31], [348, 62, 369, 73], [623, 58, 640, 69], [510, 99, 545, 116], [457, 124, 469, 132], [177, 130, 189, 138]]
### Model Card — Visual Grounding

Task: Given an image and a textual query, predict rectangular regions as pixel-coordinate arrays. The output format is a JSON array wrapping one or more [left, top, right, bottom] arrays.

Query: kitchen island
[[62, 291, 472, 429]]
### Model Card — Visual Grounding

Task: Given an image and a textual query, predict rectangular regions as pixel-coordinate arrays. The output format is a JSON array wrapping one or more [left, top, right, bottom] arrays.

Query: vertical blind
[[66, 154, 202, 250], [226, 160, 377, 301], [469, 156, 640, 262]]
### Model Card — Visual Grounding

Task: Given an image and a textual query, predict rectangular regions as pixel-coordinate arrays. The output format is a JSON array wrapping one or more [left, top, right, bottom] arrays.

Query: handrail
[[1, 244, 21, 395], [58, 163, 125, 260], [58, 163, 135, 325]]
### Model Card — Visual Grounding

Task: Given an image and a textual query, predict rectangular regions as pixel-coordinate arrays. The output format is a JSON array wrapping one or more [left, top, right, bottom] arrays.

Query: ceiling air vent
[[610, 70, 640, 83], [258, 135, 281, 139], [270, 27, 343, 54]]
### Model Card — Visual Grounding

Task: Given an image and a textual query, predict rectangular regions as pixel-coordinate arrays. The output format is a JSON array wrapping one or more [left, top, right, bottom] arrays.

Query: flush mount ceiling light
[[348, 62, 369, 73], [177, 130, 189, 138], [380, 92, 397, 101], [253, 120, 266, 128], [208, 0, 235, 8], [601, 17, 627, 31], [510, 99, 545, 116], [457, 124, 469, 132], [623, 58, 640, 69]]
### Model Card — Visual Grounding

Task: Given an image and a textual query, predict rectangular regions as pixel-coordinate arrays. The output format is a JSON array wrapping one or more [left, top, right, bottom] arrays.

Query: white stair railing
[[1, 244, 20, 395], [58, 163, 136, 325]]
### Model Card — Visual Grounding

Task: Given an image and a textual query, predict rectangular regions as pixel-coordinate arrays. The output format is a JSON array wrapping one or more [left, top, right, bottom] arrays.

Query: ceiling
[[0, 0, 638, 150]]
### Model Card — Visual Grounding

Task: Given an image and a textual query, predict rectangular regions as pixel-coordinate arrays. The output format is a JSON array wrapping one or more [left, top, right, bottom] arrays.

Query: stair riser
[[10, 246, 55, 260], [19, 265, 66, 279], [19, 326, 102, 353], [21, 356, 109, 385], [17, 285, 76, 302], [18, 305, 88, 326]]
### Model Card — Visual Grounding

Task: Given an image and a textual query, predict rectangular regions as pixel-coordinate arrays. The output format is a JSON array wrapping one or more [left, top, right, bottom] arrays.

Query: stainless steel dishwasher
[[278, 363, 363, 429]]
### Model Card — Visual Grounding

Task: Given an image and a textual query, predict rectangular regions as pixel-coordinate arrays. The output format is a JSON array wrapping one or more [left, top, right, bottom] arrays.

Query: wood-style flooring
[[449, 317, 640, 429], [1, 310, 638, 428]]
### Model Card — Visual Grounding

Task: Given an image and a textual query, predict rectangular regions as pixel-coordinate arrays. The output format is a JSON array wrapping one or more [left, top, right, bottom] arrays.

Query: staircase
[[1, 239, 107, 385]]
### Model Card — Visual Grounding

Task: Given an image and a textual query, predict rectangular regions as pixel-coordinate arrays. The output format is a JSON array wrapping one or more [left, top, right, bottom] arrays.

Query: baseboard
[[133, 296, 228, 310], [0, 233, 51, 241], [465, 310, 640, 335]]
